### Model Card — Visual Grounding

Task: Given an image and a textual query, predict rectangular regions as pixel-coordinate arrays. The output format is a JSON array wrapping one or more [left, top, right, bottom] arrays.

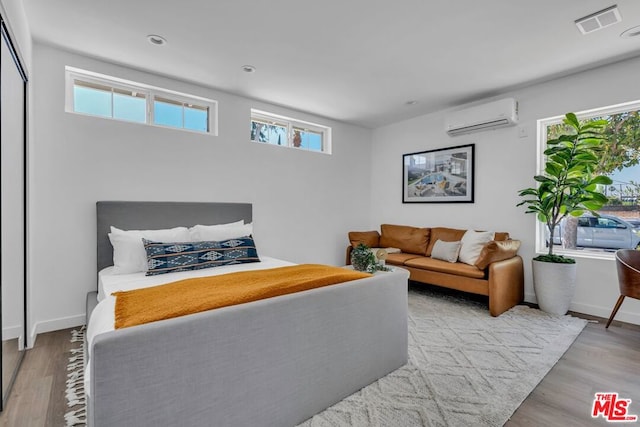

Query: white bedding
[[97, 256, 285, 301], [86, 256, 295, 396]]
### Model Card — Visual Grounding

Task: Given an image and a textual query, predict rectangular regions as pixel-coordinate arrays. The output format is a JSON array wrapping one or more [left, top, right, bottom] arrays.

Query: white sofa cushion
[[430, 239, 462, 263], [459, 230, 495, 266]]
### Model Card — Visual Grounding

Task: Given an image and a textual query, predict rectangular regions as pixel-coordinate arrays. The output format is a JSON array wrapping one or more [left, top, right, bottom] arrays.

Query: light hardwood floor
[[0, 330, 75, 427], [506, 314, 640, 426], [0, 316, 638, 427]]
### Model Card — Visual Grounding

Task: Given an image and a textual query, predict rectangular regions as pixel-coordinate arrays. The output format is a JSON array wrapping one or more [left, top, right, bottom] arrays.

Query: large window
[[65, 67, 217, 135], [538, 101, 640, 256], [250, 109, 331, 154]]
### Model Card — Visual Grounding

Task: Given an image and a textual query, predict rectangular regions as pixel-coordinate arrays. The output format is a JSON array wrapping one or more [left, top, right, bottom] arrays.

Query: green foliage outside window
[[547, 109, 640, 206]]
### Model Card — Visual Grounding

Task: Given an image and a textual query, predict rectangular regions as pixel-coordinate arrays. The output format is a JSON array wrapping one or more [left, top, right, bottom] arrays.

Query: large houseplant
[[517, 113, 612, 314]]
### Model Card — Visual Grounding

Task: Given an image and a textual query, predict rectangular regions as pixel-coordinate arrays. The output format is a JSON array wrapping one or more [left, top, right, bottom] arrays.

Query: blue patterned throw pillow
[[143, 236, 260, 276]]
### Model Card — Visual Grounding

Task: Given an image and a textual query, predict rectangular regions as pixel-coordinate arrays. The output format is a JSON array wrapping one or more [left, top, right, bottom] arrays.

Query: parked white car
[[551, 214, 640, 250]]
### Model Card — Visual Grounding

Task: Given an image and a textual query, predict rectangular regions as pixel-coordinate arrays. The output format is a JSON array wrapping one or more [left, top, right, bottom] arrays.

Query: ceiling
[[22, 0, 640, 128]]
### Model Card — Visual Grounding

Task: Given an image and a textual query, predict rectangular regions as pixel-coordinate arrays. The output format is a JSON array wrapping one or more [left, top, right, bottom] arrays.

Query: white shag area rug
[[66, 288, 587, 427], [298, 287, 587, 427]]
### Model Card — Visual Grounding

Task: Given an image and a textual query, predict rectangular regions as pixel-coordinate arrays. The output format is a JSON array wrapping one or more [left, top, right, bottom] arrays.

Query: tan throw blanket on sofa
[[114, 264, 371, 329]]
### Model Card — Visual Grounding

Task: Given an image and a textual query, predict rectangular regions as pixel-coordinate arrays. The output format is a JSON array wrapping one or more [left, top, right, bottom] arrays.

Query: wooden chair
[[606, 249, 640, 328]]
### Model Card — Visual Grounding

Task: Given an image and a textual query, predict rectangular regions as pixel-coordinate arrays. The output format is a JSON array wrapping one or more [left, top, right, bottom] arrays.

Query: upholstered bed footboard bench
[[87, 268, 410, 427], [87, 201, 411, 426]]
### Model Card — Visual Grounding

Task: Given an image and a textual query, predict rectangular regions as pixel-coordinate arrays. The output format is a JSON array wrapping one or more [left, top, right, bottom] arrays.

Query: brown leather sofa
[[346, 224, 524, 317]]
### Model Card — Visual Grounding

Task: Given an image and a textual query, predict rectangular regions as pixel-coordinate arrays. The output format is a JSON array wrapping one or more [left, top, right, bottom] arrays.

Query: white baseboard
[[569, 301, 640, 325], [523, 291, 640, 326], [29, 314, 85, 348], [3, 325, 25, 349], [3, 324, 22, 340], [524, 292, 536, 304]]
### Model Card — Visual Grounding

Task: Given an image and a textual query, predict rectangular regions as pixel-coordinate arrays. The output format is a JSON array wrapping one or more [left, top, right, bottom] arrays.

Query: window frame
[[250, 109, 332, 154], [65, 66, 218, 135], [535, 99, 640, 260]]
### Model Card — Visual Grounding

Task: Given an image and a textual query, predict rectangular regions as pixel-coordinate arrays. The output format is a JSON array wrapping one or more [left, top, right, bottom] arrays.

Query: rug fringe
[[64, 407, 86, 426], [65, 326, 87, 427]]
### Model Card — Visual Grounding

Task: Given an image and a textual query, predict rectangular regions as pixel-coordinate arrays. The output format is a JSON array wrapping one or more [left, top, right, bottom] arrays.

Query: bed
[[86, 201, 409, 427]]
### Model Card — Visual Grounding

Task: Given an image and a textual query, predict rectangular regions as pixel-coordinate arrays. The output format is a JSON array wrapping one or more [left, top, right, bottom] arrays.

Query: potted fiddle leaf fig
[[517, 113, 612, 315]]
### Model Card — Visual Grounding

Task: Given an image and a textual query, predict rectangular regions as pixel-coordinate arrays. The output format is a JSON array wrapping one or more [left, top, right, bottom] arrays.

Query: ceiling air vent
[[575, 5, 622, 35]]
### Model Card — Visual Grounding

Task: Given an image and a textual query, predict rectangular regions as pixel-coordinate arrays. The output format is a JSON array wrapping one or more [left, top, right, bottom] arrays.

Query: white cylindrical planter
[[532, 259, 577, 315]]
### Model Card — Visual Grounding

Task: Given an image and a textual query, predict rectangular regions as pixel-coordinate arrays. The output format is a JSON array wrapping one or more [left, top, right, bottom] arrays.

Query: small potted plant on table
[[351, 244, 391, 273]]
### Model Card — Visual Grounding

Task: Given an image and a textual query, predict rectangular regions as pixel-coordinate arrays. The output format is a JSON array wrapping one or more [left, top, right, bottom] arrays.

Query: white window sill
[[536, 248, 616, 261]]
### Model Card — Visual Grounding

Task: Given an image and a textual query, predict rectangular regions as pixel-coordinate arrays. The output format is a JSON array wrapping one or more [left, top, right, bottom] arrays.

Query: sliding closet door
[[0, 18, 27, 410]]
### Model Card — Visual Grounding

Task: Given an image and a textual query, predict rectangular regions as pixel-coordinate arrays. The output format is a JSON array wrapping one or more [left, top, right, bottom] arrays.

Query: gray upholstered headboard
[[96, 201, 253, 272]]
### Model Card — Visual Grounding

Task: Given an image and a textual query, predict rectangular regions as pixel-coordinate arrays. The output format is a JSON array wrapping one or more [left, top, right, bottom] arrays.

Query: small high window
[[65, 67, 217, 135], [250, 109, 331, 154]]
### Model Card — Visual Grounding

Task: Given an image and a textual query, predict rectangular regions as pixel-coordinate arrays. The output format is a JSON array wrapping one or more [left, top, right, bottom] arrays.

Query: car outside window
[[538, 101, 640, 256]]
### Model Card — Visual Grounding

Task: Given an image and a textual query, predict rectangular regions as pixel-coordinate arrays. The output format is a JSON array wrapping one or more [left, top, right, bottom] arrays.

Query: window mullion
[[148, 90, 155, 125]]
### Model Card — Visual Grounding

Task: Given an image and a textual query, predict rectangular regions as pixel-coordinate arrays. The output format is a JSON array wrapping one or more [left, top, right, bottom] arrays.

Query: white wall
[[28, 43, 373, 344], [371, 55, 640, 325], [26, 40, 640, 343]]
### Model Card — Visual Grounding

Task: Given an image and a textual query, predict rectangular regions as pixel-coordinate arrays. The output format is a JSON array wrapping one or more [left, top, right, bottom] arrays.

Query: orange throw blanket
[[114, 264, 371, 329]]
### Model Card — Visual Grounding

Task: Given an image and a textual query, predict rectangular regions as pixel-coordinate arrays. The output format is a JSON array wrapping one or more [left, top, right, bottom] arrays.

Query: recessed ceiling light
[[242, 65, 256, 73], [621, 25, 640, 38], [575, 5, 622, 35], [147, 34, 167, 46]]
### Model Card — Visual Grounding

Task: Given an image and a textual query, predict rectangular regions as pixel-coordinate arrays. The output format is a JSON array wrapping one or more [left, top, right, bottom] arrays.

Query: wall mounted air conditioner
[[445, 98, 518, 136]]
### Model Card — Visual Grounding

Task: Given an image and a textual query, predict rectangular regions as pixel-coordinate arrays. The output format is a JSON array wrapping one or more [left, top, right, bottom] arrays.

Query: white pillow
[[186, 220, 243, 240], [430, 240, 462, 263], [109, 226, 190, 274], [194, 220, 244, 228], [458, 230, 495, 266], [189, 222, 253, 242]]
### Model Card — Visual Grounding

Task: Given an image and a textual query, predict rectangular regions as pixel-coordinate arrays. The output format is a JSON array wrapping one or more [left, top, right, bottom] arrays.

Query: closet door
[[0, 18, 27, 410]]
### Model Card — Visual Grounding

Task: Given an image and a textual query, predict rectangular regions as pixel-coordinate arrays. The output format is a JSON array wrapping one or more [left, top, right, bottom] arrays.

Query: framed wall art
[[402, 144, 474, 203]]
